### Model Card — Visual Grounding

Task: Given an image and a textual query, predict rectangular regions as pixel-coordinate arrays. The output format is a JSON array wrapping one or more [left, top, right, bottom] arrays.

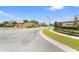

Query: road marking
[[40, 30, 77, 52]]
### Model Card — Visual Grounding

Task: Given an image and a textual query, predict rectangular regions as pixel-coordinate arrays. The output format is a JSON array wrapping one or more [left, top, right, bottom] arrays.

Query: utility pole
[[47, 16, 50, 29]]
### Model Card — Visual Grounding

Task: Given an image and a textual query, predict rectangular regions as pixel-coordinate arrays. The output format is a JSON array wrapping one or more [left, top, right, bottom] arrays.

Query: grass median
[[42, 29, 79, 51]]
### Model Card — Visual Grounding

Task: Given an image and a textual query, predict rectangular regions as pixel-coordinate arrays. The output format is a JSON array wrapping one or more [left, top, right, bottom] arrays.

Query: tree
[[23, 20, 29, 23], [0, 23, 4, 27], [50, 23, 53, 26], [3, 21, 9, 27], [3, 21, 8, 24], [54, 21, 58, 28], [12, 21, 17, 24], [30, 20, 39, 25], [42, 22, 47, 26]]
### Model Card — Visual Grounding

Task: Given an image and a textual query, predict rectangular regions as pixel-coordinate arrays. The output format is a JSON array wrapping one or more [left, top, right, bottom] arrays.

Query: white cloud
[[0, 10, 22, 21], [49, 6, 64, 10], [0, 10, 5, 14], [0, 10, 14, 17]]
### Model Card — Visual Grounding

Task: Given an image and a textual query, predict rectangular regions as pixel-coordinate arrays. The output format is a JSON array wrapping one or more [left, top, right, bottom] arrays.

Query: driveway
[[0, 28, 64, 52]]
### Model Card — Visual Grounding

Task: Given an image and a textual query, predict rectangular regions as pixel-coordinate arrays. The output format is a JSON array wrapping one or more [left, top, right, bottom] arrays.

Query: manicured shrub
[[61, 26, 77, 30]]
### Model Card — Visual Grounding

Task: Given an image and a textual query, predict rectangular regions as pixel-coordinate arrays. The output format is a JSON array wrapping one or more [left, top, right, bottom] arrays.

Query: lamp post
[[47, 16, 50, 29], [73, 15, 79, 30]]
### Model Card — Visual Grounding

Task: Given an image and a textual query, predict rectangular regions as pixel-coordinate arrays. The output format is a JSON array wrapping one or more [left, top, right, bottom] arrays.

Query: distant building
[[61, 21, 74, 27], [3, 21, 17, 24], [60, 16, 79, 29], [16, 23, 34, 28], [2, 21, 17, 27]]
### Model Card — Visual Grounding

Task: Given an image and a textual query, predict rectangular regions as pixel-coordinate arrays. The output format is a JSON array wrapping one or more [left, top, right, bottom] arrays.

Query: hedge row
[[60, 26, 77, 30], [54, 29, 79, 37]]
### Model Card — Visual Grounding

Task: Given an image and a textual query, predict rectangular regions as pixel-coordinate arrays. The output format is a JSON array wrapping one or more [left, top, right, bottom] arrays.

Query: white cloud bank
[[49, 6, 64, 10]]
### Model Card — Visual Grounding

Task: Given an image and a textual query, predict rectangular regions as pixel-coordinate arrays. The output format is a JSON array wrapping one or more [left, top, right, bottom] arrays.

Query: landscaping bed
[[42, 29, 79, 51], [54, 29, 79, 37]]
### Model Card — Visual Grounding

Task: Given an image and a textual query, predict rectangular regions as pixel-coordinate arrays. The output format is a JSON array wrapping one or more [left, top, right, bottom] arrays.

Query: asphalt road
[[0, 28, 64, 52]]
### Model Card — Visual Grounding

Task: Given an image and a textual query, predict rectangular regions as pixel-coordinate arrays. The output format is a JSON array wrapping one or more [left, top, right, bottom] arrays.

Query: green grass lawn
[[42, 29, 79, 51]]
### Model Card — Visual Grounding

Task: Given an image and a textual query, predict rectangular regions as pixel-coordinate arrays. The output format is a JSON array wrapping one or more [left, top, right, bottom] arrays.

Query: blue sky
[[0, 6, 79, 24]]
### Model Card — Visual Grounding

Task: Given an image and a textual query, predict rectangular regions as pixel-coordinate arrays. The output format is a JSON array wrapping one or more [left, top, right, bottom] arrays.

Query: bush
[[0, 24, 4, 27], [61, 26, 77, 30]]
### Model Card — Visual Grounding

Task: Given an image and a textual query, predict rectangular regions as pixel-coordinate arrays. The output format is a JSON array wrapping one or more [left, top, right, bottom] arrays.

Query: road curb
[[50, 29, 79, 40], [40, 29, 77, 52]]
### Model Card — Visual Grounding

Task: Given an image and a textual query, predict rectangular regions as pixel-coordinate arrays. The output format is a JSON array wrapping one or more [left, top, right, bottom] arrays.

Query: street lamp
[[47, 16, 50, 29]]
